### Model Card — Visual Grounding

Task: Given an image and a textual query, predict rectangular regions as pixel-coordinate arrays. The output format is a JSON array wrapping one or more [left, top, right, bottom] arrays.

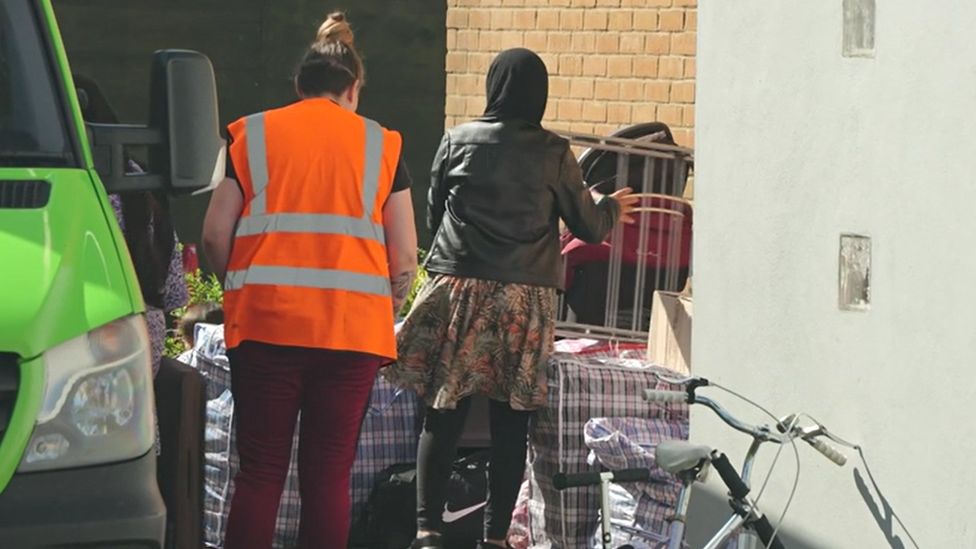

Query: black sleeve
[[223, 128, 245, 199], [224, 127, 237, 180], [226, 153, 236, 180], [391, 152, 412, 192], [427, 132, 451, 234], [553, 143, 619, 244]]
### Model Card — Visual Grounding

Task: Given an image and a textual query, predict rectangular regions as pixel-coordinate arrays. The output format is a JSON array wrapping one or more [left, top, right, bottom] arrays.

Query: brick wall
[[445, 0, 697, 146]]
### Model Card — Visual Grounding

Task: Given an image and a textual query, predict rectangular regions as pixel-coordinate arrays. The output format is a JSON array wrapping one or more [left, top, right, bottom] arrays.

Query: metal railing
[[556, 131, 694, 342]]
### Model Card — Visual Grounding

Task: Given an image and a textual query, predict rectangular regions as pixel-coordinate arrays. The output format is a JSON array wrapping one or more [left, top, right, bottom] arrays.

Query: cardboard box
[[647, 291, 693, 375]]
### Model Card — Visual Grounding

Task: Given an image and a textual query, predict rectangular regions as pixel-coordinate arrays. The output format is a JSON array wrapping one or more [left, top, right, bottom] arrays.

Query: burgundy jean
[[223, 341, 382, 549]]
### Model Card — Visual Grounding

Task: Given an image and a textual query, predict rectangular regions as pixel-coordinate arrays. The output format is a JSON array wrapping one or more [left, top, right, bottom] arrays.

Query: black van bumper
[[0, 451, 165, 548]]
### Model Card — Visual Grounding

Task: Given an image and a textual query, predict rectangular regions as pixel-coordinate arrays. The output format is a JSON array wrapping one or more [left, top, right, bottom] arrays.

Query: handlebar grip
[[552, 471, 602, 490], [807, 437, 847, 466], [710, 453, 750, 499], [609, 468, 651, 483], [643, 389, 688, 403], [750, 513, 786, 549]]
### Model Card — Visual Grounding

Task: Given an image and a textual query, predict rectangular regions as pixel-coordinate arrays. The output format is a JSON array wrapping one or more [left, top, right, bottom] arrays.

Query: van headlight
[[18, 315, 154, 472]]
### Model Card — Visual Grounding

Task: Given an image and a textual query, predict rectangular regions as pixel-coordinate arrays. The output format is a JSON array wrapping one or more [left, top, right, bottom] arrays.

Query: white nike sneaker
[[409, 533, 444, 549]]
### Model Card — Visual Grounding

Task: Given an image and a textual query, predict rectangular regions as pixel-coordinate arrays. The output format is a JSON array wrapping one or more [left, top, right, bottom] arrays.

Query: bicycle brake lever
[[776, 413, 799, 434], [778, 415, 830, 440]]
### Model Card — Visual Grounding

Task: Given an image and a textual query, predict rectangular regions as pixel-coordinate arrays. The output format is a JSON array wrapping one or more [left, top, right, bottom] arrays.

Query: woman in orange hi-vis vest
[[201, 13, 418, 549]]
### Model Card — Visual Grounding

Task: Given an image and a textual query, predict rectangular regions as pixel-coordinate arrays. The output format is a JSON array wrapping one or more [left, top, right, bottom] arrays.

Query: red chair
[[561, 194, 692, 330]]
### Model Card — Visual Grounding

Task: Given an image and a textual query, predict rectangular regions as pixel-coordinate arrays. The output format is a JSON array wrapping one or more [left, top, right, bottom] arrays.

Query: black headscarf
[[483, 48, 549, 125]]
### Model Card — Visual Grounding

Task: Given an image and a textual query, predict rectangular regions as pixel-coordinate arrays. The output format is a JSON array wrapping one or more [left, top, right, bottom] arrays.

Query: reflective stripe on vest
[[225, 266, 391, 296], [234, 213, 385, 243], [245, 113, 269, 215], [360, 116, 383, 218], [232, 112, 389, 294]]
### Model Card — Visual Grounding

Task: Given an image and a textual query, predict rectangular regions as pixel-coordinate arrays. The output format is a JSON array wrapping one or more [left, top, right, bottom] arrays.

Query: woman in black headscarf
[[385, 48, 636, 549]]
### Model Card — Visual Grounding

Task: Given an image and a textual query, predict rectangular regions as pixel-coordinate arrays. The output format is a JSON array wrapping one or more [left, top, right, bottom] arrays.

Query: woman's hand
[[609, 187, 639, 225]]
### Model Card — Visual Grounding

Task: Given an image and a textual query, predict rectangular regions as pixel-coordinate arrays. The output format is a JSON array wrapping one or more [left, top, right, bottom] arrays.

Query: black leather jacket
[[424, 119, 619, 289]]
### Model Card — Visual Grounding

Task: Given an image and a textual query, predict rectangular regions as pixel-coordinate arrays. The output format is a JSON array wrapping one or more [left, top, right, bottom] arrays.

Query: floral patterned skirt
[[382, 274, 556, 411]]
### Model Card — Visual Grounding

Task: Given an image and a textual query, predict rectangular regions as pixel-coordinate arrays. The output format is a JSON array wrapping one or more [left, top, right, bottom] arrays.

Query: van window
[[0, 0, 75, 167]]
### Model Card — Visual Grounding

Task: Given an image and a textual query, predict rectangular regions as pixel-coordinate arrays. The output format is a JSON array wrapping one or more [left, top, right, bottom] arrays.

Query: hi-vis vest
[[223, 99, 402, 359]]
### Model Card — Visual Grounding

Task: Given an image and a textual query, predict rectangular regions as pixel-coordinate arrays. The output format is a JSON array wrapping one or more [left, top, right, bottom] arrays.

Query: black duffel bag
[[350, 451, 489, 549]]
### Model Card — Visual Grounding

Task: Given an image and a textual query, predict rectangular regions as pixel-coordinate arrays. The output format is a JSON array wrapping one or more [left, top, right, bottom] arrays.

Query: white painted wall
[[693, 1, 976, 547]]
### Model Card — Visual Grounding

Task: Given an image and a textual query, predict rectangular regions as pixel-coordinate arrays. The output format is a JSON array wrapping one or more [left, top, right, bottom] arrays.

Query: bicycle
[[552, 375, 849, 549]]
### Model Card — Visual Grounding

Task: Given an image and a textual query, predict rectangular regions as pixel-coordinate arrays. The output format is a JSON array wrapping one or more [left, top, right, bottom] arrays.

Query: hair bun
[[316, 12, 354, 46]]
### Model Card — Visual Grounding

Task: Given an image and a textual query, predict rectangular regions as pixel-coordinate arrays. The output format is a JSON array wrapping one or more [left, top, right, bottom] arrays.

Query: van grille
[[0, 180, 51, 209], [0, 354, 19, 443]]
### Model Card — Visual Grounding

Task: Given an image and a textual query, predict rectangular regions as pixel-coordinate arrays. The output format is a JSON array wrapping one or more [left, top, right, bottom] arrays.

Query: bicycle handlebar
[[645, 383, 849, 466], [806, 437, 847, 466], [643, 389, 688, 403], [552, 468, 651, 490], [711, 452, 786, 549], [777, 416, 848, 466], [645, 388, 784, 443], [644, 378, 843, 549], [554, 462, 789, 549], [711, 452, 750, 499]]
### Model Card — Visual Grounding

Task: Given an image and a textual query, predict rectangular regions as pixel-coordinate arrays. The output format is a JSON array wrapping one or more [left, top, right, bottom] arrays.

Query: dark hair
[[74, 74, 178, 309], [74, 74, 119, 124], [178, 302, 224, 345], [295, 12, 365, 97]]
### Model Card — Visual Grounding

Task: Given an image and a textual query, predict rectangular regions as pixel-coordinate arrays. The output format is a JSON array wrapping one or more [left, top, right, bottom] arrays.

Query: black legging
[[416, 397, 532, 540]]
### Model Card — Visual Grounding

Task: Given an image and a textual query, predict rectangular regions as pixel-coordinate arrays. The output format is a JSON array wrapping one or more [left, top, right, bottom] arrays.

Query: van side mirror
[[89, 50, 225, 195], [149, 50, 225, 194]]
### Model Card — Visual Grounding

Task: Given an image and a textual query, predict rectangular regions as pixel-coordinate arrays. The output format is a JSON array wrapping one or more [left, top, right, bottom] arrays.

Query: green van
[[0, 0, 223, 545]]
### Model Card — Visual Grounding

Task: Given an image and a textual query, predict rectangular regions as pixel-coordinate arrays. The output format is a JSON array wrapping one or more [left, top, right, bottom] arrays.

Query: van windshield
[[0, 0, 75, 167]]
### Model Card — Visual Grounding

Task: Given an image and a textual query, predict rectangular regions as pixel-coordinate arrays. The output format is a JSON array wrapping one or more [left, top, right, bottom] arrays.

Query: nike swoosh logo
[[442, 501, 487, 523]]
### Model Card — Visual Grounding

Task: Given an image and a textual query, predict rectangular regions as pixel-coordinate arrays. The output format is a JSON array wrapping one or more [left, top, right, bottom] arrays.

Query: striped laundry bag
[[584, 416, 690, 548], [350, 376, 422, 522], [186, 323, 301, 549], [189, 323, 420, 548], [509, 339, 689, 549], [351, 320, 423, 522], [509, 339, 647, 549]]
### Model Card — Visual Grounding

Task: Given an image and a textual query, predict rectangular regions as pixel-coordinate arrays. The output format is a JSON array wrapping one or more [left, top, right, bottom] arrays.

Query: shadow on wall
[[684, 485, 825, 549], [686, 459, 919, 549], [53, 0, 446, 267], [853, 456, 920, 549]]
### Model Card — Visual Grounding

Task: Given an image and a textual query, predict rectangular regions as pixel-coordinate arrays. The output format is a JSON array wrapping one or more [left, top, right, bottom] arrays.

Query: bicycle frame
[[584, 377, 845, 549], [665, 437, 766, 549], [657, 389, 786, 549]]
